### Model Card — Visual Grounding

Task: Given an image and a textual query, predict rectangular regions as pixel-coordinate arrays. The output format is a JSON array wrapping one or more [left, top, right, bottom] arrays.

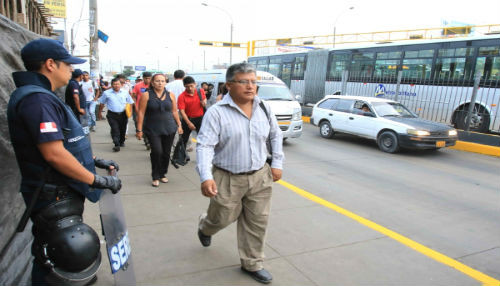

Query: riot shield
[[99, 170, 136, 285]]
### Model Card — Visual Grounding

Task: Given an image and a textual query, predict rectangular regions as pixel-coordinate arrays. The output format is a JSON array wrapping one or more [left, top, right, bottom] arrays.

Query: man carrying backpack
[[176, 76, 206, 151]]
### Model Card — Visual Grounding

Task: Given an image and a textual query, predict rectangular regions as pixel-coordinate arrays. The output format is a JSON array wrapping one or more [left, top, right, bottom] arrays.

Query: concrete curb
[[301, 116, 500, 157]]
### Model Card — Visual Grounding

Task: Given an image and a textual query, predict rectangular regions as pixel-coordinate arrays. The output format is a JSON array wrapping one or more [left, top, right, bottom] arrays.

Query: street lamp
[[333, 6, 354, 48], [201, 2, 233, 65]]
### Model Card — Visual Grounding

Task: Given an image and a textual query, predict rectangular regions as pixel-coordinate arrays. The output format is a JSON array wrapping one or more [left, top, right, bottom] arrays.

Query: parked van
[[189, 70, 303, 139]]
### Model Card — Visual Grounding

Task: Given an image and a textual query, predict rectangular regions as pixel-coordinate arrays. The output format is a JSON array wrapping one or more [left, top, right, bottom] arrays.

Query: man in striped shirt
[[196, 62, 284, 284]]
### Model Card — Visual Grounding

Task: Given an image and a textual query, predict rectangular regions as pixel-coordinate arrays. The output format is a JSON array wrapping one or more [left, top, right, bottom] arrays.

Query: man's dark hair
[[142, 71, 152, 78], [83, 71, 89, 75], [183, 76, 195, 86], [201, 82, 208, 86], [173, 70, 185, 79], [24, 60, 61, 72], [111, 78, 121, 84], [115, 74, 126, 80]]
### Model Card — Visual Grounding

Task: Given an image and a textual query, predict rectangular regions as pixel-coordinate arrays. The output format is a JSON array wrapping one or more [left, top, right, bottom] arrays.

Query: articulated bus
[[248, 36, 500, 133]]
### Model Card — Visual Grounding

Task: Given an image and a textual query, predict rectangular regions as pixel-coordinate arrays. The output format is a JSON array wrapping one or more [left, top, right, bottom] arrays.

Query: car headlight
[[407, 129, 430, 136], [449, 129, 458, 136], [292, 108, 302, 121]]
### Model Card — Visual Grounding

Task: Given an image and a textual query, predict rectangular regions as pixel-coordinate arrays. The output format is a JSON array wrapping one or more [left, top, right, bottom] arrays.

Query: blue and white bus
[[248, 36, 500, 133]]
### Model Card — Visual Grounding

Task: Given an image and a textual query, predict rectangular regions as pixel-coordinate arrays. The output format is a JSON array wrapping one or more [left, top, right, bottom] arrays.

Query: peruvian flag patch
[[40, 122, 58, 133]]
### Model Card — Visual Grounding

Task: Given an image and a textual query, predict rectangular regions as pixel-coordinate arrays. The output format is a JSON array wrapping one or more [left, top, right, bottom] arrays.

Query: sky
[[50, 0, 500, 76]]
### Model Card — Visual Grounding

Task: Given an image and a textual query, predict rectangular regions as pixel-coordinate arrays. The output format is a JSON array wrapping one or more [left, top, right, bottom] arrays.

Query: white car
[[310, 95, 458, 153]]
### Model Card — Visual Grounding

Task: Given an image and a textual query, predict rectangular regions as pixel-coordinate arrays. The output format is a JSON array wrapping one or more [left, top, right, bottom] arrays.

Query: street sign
[[134, 66, 146, 71]]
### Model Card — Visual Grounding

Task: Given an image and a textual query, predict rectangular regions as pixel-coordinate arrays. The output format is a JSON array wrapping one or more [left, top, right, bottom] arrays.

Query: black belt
[[108, 110, 125, 115], [38, 184, 72, 201], [215, 165, 263, 175]]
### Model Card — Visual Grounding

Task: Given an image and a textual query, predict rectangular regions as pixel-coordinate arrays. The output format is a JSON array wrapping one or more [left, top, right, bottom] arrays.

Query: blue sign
[[135, 66, 146, 71], [375, 84, 386, 97], [108, 231, 131, 274], [97, 30, 109, 43]]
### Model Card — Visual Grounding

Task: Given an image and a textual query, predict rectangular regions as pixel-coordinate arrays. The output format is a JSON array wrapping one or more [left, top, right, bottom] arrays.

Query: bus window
[[292, 56, 306, 79], [402, 58, 432, 80], [435, 47, 474, 81], [377, 51, 402, 60], [328, 54, 350, 79], [350, 52, 375, 80], [268, 57, 281, 77], [477, 46, 500, 80], [375, 60, 399, 79], [404, 49, 435, 59], [256, 59, 268, 72]]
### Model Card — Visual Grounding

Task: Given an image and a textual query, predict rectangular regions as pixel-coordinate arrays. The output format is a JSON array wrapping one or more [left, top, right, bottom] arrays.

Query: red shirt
[[177, 89, 206, 118], [133, 82, 149, 108]]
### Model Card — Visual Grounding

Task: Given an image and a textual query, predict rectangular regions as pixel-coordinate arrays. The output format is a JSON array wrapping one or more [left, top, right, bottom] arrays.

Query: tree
[[122, 67, 135, 77]]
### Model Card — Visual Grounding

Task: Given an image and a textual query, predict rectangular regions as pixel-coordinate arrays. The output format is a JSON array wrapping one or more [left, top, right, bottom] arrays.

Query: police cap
[[21, 38, 86, 65]]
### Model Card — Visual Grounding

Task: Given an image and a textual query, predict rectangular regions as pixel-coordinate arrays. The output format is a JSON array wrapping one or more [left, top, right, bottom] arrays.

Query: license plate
[[436, 141, 446, 147], [278, 121, 291, 126]]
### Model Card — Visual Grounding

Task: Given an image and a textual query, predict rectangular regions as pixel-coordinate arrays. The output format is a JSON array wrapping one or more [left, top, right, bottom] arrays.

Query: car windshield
[[257, 85, 293, 101], [371, 102, 417, 118]]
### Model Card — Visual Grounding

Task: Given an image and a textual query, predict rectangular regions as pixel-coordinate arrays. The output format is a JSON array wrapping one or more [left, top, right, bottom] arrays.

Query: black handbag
[[171, 140, 188, 169]]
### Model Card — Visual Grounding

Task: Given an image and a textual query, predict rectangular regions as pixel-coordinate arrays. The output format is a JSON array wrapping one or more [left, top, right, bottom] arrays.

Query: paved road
[[85, 119, 500, 285]]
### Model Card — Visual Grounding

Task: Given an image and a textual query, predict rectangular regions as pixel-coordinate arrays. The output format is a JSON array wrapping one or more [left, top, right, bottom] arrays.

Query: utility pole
[[89, 0, 99, 83]]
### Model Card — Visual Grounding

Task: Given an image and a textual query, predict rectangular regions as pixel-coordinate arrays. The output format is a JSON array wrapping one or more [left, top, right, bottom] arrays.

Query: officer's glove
[[92, 174, 122, 194], [94, 158, 120, 171]]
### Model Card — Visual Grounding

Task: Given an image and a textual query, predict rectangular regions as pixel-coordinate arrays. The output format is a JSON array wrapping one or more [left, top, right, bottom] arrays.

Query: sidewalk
[[84, 119, 317, 285], [83, 118, 480, 286]]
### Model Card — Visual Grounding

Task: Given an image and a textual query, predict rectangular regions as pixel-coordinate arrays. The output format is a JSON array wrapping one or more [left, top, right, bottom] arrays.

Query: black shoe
[[198, 229, 211, 247], [241, 267, 273, 284], [120, 143, 125, 147], [113, 146, 120, 152]]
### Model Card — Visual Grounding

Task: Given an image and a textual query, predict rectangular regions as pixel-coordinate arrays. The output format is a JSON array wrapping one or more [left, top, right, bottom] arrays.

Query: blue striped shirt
[[196, 94, 284, 183], [98, 88, 134, 113]]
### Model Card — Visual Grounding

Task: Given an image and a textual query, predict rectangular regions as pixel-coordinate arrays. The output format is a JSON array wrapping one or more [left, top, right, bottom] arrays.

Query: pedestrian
[[174, 76, 206, 155], [196, 62, 284, 284], [133, 72, 152, 149], [81, 71, 100, 132], [166, 69, 185, 100], [7, 38, 121, 286], [216, 82, 228, 102], [136, 74, 183, 187], [98, 78, 135, 152], [64, 68, 85, 120]]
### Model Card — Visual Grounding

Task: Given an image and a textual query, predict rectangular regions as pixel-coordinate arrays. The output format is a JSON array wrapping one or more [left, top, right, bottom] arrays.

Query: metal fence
[[324, 71, 500, 134]]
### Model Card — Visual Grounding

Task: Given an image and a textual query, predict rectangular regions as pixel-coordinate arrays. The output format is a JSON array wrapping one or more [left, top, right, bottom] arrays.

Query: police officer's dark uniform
[[7, 38, 122, 286], [64, 69, 85, 119]]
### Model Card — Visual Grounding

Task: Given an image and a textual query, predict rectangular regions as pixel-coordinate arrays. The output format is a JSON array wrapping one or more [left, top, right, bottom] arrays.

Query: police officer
[[7, 38, 122, 285]]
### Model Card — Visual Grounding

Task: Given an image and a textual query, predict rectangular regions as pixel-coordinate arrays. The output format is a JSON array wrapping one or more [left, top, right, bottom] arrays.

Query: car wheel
[[377, 131, 400, 153], [455, 104, 490, 133], [319, 121, 334, 139]]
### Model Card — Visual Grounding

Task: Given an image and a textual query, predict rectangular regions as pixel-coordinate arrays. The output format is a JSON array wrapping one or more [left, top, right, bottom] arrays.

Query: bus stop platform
[[84, 118, 492, 286]]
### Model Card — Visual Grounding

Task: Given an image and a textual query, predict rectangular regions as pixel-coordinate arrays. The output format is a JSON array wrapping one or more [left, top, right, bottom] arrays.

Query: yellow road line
[[278, 179, 500, 286]]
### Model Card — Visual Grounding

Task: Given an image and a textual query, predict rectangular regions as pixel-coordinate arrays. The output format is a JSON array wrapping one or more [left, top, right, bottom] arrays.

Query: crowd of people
[[8, 38, 285, 285]]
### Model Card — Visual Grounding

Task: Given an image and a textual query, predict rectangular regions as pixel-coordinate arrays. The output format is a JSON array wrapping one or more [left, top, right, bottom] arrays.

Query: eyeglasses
[[230, 80, 257, 86]]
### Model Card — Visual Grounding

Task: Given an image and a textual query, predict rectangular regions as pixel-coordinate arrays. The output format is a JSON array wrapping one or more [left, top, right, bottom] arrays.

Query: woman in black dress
[[136, 74, 182, 187]]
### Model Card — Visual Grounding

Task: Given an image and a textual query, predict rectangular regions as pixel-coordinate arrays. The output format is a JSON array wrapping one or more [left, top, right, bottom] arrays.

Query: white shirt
[[166, 79, 185, 101], [81, 80, 96, 102], [196, 94, 284, 182]]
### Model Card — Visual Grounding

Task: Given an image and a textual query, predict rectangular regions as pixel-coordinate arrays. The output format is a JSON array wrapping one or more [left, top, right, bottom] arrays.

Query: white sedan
[[310, 95, 458, 153]]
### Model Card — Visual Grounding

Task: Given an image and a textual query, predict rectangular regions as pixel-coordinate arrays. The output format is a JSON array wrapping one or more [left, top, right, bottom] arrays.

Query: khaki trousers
[[200, 164, 273, 271]]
